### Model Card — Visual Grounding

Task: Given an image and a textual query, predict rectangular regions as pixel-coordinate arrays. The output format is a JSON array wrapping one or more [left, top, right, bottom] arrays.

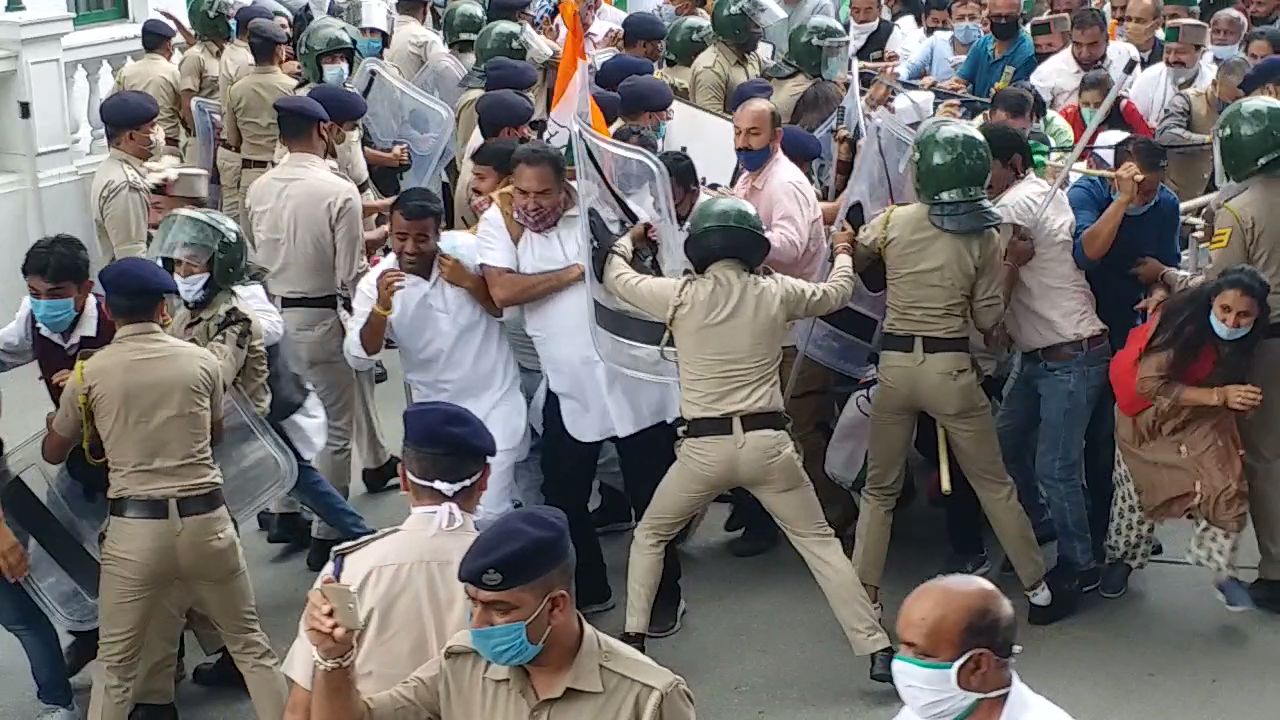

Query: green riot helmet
[[299, 16, 362, 85], [910, 119, 1001, 234], [711, 0, 786, 49], [150, 208, 250, 295], [684, 196, 771, 273], [787, 16, 849, 81], [461, 19, 529, 87], [444, 0, 487, 48], [1214, 96, 1280, 184], [188, 0, 233, 41], [664, 15, 713, 68]]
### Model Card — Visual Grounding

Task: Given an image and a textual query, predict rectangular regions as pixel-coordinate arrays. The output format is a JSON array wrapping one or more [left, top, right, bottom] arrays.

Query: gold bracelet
[[372, 304, 392, 317]]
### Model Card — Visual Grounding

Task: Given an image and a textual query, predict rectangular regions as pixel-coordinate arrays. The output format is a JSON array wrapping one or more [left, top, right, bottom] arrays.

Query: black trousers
[[540, 391, 682, 607]]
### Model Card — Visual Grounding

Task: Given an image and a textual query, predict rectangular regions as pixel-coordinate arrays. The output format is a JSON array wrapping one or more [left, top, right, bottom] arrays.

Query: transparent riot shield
[[664, 98, 736, 188], [192, 97, 222, 209], [351, 58, 456, 193], [217, 387, 298, 522], [571, 116, 685, 383], [412, 52, 468, 112]]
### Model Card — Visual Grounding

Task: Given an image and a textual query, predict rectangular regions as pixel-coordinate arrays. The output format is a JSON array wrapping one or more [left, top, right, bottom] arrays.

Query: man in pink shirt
[[724, 97, 857, 556]]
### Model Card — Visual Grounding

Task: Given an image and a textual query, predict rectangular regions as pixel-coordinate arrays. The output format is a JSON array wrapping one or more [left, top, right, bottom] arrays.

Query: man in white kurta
[[1128, 19, 1216, 123], [1031, 9, 1140, 109]]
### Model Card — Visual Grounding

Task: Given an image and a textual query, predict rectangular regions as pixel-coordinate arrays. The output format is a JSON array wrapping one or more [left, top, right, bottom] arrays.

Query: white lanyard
[[409, 502, 466, 531]]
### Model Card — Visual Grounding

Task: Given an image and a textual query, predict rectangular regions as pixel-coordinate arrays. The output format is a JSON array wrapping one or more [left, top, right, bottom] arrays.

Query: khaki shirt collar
[[714, 40, 748, 64], [252, 65, 283, 75], [108, 147, 147, 170], [114, 322, 166, 339], [481, 616, 606, 698]]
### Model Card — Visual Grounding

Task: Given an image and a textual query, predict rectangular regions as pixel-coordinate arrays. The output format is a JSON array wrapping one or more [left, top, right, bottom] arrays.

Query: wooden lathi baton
[[938, 426, 952, 496]]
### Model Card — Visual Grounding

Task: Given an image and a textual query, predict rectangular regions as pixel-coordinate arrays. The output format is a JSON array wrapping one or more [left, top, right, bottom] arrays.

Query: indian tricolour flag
[[545, 0, 611, 151]]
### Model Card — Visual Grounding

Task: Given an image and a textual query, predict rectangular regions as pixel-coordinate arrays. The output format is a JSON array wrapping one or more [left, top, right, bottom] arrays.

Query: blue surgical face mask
[[1210, 43, 1241, 61], [1113, 188, 1159, 216], [29, 297, 78, 334], [357, 38, 383, 58], [737, 145, 774, 172], [468, 593, 554, 667], [654, 119, 668, 140], [322, 62, 350, 85], [951, 21, 983, 46], [1210, 310, 1253, 341], [1080, 107, 1098, 126], [228, 19, 238, 38]]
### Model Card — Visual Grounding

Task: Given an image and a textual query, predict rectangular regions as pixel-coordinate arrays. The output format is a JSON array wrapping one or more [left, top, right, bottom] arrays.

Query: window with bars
[[69, 0, 128, 27]]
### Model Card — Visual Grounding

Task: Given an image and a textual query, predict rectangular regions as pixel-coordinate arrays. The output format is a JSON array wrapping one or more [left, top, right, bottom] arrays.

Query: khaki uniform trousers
[[1243, 337, 1280, 580], [353, 366, 392, 471], [285, 307, 357, 539], [624, 425, 889, 655], [781, 347, 858, 533], [852, 348, 1046, 591], [215, 148, 242, 220], [237, 164, 271, 229], [90, 507, 286, 720], [131, 605, 223, 704]]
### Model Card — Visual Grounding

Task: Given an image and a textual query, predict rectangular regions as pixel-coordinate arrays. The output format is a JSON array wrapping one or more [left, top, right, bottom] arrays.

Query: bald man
[[892, 575, 1076, 720]]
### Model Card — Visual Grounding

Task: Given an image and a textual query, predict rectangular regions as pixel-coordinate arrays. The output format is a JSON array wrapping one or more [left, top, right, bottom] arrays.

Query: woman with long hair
[[1102, 266, 1271, 608]]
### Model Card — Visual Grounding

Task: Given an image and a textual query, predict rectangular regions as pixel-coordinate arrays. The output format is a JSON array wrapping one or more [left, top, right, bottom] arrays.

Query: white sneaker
[[36, 700, 80, 719]]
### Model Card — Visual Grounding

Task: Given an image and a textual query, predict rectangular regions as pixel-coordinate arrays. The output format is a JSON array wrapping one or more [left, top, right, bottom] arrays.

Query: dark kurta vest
[[31, 299, 115, 406]]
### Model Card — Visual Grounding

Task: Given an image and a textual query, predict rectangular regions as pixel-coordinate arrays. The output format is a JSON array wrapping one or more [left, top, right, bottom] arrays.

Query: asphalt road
[[2, 357, 1278, 719]]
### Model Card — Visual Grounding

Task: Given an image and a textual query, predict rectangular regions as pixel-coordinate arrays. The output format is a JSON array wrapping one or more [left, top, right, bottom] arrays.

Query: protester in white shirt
[[1128, 19, 1216, 122], [346, 188, 530, 523], [1032, 7, 1141, 109], [1208, 8, 1249, 63], [892, 575, 1077, 720], [474, 141, 685, 632]]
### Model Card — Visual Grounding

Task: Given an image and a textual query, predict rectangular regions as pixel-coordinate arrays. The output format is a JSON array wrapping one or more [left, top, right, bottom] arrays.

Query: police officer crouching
[[42, 258, 288, 720], [304, 505, 695, 719]]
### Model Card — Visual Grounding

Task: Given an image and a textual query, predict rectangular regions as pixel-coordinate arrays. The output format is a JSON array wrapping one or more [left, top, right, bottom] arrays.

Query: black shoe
[[191, 648, 245, 689], [1027, 581, 1078, 626], [373, 360, 388, 384], [129, 704, 179, 720], [1099, 562, 1132, 599], [869, 646, 895, 684], [723, 505, 745, 533], [363, 456, 400, 494], [307, 538, 340, 572], [591, 498, 634, 535], [1077, 567, 1102, 594], [1152, 538, 1164, 556], [578, 591, 616, 616], [620, 632, 647, 654], [648, 598, 687, 639], [256, 509, 272, 532], [940, 551, 991, 576], [63, 629, 98, 678], [727, 528, 779, 557], [266, 512, 310, 548], [1250, 578, 1280, 613]]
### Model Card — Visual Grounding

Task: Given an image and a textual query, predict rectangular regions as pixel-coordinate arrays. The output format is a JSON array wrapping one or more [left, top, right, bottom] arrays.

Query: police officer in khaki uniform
[[386, 0, 447, 80], [245, 94, 364, 566], [765, 15, 847, 124], [41, 257, 287, 720], [600, 197, 894, 682], [304, 505, 696, 720], [1156, 56, 1250, 200], [663, 15, 712, 101], [614, 74, 675, 136], [225, 19, 298, 229], [849, 120, 1070, 626], [217, 5, 273, 221], [113, 19, 182, 158], [456, 20, 529, 161], [281, 401, 486, 716], [90, 91, 159, 268], [690, 0, 781, 113], [178, 0, 231, 164]]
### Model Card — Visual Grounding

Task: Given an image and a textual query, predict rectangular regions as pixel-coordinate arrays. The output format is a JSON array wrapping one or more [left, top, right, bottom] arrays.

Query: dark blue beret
[[1240, 56, 1280, 95], [618, 74, 674, 116], [780, 125, 822, 164], [99, 257, 178, 297], [484, 57, 539, 92], [476, 89, 535, 136], [308, 84, 368, 122], [247, 17, 289, 44], [99, 90, 159, 130], [622, 12, 667, 42], [403, 401, 496, 457], [458, 506, 573, 591], [235, 5, 274, 28], [489, 0, 532, 10], [592, 89, 622, 125], [274, 95, 331, 123], [728, 78, 773, 112], [595, 54, 654, 92], [141, 18, 176, 38]]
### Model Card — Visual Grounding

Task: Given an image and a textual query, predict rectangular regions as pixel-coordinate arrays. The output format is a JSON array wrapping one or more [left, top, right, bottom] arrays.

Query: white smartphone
[[319, 583, 364, 631]]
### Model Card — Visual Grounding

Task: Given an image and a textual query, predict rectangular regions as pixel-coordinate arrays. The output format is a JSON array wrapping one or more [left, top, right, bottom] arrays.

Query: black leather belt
[[593, 300, 667, 346], [356, 179, 371, 194], [109, 489, 225, 520], [280, 295, 339, 310], [676, 412, 789, 438], [241, 158, 272, 169], [881, 333, 969, 354], [219, 141, 238, 153]]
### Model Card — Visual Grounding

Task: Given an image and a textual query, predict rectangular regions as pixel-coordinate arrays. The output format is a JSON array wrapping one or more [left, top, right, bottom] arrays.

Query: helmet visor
[[820, 40, 849, 81], [739, 0, 786, 29], [520, 24, 556, 65], [149, 209, 230, 269]]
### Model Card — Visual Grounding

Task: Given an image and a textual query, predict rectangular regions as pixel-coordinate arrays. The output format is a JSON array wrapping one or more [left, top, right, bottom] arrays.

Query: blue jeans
[[0, 567, 74, 709], [290, 457, 374, 539], [997, 343, 1110, 575]]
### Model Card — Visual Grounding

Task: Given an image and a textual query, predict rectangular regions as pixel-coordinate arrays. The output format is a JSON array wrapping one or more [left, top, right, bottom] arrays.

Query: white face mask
[[322, 61, 350, 86], [891, 650, 1011, 720], [174, 272, 211, 304], [1209, 43, 1241, 61], [457, 50, 477, 69], [1167, 64, 1199, 85]]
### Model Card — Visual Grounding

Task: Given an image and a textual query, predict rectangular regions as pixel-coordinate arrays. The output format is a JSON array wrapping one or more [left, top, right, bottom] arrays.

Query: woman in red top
[[1060, 69, 1155, 142], [1102, 266, 1270, 608]]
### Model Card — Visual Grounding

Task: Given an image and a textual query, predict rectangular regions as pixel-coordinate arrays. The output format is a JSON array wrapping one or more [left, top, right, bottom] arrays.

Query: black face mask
[[990, 18, 1021, 41], [1035, 51, 1055, 65]]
